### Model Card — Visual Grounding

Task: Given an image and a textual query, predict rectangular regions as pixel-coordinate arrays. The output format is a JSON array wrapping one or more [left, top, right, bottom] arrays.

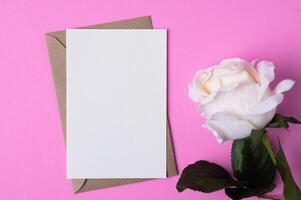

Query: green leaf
[[231, 130, 276, 188], [176, 160, 245, 193], [267, 113, 301, 129], [285, 116, 301, 124], [276, 141, 301, 200], [225, 183, 276, 200]]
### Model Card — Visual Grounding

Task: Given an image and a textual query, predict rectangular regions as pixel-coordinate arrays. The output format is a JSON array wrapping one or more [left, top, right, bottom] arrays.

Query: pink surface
[[1, 0, 301, 199]]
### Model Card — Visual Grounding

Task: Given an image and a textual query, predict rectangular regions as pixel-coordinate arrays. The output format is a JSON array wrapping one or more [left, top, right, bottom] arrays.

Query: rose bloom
[[189, 58, 294, 143]]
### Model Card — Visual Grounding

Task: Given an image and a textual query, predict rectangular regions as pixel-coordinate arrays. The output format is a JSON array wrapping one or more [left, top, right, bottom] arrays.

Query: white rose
[[189, 58, 295, 143]]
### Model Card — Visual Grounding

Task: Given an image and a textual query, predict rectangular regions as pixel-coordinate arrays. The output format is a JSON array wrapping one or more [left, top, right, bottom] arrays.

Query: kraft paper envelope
[[45, 16, 177, 193]]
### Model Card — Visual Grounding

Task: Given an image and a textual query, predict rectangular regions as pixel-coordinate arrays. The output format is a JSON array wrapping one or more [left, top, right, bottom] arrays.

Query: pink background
[[1, 0, 301, 199]]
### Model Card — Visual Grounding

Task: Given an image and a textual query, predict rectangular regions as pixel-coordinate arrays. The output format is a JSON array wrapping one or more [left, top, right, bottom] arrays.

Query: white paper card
[[66, 29, 166, 179]]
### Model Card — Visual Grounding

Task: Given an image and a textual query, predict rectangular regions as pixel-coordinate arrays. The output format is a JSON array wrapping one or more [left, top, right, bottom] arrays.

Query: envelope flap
[[72, 179, 87, 192], [45, 34, 67, 135], [46, 31, 66, 47], [46, 16, 153, 47]]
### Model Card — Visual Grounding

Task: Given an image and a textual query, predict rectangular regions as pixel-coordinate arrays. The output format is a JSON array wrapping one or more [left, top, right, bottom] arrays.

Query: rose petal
[[257, 61, 275, 99], [246, 94, 283, 115], [200, 82, 240, 105], [246, 59, 260, 82], [188, 83, 207, 102], [204, 113, 255, 143], [220, 58, 247, 65], [243, 108, 276, 129], [246, 79, 294, 115], [188, 70, 210, 102], [274, 79, 295, 94], [203, 124, 225, 144], [199, 82, 259, 119]]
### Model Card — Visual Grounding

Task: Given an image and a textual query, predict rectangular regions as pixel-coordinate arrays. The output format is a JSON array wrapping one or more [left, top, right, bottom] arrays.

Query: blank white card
[[66, 29, 166, 178]]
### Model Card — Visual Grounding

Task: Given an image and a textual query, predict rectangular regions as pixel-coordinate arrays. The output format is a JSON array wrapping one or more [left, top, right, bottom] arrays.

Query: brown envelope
[[45, 16, 177, 193]]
